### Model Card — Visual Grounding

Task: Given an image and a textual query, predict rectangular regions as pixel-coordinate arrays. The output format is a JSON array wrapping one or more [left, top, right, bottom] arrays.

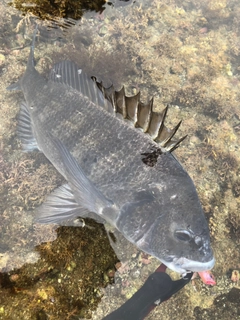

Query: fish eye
[[174, 230, 192, 242]]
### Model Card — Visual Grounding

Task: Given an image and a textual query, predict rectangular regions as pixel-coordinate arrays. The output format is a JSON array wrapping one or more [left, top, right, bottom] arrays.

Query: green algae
[[0, 223, 118, 319]]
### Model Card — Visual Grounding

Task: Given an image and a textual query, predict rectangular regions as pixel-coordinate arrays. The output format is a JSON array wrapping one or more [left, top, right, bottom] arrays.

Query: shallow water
[[0, 0, 239, 319]]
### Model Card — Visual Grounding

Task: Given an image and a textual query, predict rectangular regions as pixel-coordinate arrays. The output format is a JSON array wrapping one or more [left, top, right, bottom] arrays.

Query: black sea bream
[[7, 29, 215, 274]]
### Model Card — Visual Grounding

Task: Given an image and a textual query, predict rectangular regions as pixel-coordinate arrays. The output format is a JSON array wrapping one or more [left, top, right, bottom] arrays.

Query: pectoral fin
[[35, 183, 90, 224], [51, 136, 113, 214], [6, 81, 21, 91]]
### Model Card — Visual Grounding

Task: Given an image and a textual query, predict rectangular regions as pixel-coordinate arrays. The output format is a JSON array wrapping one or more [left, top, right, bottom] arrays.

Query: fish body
[[7, 30, 215, 274]]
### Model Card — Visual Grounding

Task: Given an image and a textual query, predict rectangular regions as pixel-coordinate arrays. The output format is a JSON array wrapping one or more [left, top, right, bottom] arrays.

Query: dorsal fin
[[93, 79, 187, 152], [49, 60, 186, 152]]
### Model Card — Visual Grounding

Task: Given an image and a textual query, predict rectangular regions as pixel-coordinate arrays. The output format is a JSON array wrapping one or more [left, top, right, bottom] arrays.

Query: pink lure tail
[[198, 270, 216, 286]]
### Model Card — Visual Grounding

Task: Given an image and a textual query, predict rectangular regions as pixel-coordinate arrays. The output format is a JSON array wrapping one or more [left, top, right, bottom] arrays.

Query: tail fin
[[6, 24, 39, 91], [27, 23, 38, 69]]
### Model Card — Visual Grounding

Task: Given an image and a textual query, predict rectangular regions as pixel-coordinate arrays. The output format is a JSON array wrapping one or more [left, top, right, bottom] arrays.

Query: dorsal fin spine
[[162, 121, 182, 147], [116, 87, 127, 118], [137, 101, 152, 132], [126, 92, 140, 124], [92, 79, 186, 153], [156, 105, 168, 140]]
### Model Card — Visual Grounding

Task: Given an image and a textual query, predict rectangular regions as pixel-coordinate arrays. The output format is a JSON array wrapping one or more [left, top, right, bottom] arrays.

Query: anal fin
[[17, 102, 39, 151], [49, 60, 109, 109]]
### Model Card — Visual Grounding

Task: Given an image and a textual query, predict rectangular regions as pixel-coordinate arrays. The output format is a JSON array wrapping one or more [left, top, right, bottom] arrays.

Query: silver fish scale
[[30, 77, 198, 231], [32, 79, 167, 189]]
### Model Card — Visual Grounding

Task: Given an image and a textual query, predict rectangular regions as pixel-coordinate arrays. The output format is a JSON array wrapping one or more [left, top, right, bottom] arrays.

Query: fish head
[[156, 217, 215, 274], [148, 180, 215, 274], [116, 171, 215, 275]]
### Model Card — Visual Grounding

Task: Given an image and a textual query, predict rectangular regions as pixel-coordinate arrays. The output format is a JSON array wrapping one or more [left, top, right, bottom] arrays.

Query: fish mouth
[[161, 256, 215, 274]]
